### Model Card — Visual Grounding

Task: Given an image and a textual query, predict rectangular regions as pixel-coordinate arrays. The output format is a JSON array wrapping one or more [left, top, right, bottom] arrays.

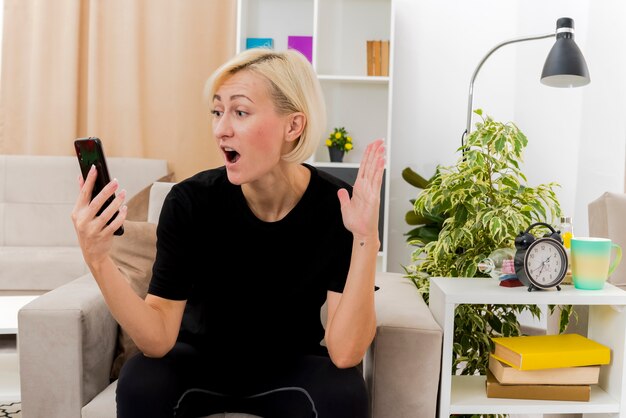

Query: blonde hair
[[204, 48, 326, 163]]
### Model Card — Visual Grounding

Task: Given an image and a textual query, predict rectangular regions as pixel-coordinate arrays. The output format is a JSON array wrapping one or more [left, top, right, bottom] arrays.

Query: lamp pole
[[463, 33, 554, 147], [461, 17, 589, 150]]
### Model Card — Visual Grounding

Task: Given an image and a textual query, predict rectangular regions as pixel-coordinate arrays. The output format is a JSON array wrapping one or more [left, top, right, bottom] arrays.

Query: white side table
[[0, 295, 39, 402], [429, 277, 626, 417]]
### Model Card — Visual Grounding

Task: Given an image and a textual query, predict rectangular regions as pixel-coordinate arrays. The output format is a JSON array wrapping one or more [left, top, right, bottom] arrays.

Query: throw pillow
[[125, 173, 174, 221], [109, 220, 158, 380]]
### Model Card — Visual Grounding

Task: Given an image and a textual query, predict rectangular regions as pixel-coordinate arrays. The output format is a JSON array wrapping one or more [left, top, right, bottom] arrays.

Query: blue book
[[246, 38, 274, 50]]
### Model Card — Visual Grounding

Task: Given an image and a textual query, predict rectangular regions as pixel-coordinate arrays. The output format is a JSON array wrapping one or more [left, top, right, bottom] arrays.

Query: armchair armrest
[[19, 274, 118, 418], [367, 272, 443, 418]]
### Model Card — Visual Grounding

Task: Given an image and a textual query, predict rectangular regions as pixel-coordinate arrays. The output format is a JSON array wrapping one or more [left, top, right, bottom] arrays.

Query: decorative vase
[[328, 147, 344, 162]]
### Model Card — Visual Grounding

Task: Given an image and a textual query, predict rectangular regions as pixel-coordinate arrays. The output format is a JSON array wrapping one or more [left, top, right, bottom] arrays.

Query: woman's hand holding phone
[[73, 137, 126, 269], [71, 163, 128, 267], [74, 137, 124, 236]]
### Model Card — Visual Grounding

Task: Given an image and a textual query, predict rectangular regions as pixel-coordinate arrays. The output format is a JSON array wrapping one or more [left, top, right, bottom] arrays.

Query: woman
[[72, 48, 385, 417]]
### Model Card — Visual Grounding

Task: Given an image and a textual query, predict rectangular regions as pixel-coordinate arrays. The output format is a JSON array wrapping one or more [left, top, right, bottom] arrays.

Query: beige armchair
[[19, 182, 443, 418]]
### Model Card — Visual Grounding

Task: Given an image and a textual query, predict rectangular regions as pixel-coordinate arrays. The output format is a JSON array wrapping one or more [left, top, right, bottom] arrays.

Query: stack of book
[[486, 333, 611, 402], [366, 40, 390, 76]]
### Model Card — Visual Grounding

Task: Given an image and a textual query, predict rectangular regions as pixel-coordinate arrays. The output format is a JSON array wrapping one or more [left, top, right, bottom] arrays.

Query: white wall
[[387, 0, 626, 273]]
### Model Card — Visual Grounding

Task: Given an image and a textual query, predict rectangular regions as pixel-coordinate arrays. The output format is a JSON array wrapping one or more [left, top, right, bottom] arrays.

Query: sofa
[[0, 155, 170, 292], [18, 181, 444, 418]]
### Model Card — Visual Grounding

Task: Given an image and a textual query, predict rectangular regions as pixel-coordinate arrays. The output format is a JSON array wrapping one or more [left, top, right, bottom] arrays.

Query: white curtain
[[0, 0, 237, 181]]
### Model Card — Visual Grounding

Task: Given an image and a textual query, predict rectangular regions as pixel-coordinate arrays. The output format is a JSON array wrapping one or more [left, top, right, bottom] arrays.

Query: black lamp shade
[[541, 17, 590, 87]]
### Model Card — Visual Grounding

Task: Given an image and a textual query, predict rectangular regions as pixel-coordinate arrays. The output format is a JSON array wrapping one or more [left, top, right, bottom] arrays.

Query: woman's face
[[211, 70, 294, 185]]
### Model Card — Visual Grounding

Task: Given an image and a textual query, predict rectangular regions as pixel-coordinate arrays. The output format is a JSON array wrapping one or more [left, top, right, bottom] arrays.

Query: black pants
[[116, 342, 368, 418]]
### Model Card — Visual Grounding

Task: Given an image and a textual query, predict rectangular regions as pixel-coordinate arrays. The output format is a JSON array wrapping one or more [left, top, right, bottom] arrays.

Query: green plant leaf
[[405, 225, 440, 243], [406, 209, 444, 226], [405, 210, 427, 225], [402, 167, 430, 189]]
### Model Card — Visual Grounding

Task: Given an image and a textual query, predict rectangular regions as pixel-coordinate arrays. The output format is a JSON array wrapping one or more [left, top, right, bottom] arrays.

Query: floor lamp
[[463, 17, 590, 148]]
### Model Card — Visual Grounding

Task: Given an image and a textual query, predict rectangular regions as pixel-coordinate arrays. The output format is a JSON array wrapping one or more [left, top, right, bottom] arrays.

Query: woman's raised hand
[[337, 139, 385, 244]]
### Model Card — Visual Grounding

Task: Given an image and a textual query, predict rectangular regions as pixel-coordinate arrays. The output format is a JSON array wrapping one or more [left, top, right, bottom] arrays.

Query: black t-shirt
[[148, 164, 352, 366]]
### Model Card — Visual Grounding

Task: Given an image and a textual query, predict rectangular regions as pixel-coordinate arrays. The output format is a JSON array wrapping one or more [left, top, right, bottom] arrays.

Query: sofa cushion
[[109, 220, 158, 379], [82, 381, 118, 418], [0, 246, 88, 291], [147, 181, 176, 224], [2, 202, 78, 247], [0, 156, 79, 246], [126, 174, 175, 222]]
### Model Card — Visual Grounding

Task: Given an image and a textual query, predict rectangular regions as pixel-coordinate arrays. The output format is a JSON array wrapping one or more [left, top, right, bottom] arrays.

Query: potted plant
[[403, 110, 574, 383], [325, 126, 353, 162]]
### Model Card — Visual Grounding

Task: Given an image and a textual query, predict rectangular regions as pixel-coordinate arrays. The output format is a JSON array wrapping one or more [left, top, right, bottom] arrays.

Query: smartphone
[[74, 137, 124, 236]]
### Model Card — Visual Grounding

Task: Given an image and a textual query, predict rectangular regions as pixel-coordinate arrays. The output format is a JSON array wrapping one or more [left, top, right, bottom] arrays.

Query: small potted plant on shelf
[[325, 127, 353, 162]]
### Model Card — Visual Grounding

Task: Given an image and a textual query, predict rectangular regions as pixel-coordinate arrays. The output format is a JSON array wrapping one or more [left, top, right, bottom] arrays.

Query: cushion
[[125, 173, 174, 221], [109, 220, 158, 380]]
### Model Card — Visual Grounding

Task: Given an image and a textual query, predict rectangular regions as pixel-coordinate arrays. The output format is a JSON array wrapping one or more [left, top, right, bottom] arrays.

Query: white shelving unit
[[236, 0, 394, 271], [429, 277, 626, 417]]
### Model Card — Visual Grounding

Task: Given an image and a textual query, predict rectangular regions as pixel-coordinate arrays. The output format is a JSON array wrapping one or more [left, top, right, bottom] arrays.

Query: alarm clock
[[514, 222, 568, 292]]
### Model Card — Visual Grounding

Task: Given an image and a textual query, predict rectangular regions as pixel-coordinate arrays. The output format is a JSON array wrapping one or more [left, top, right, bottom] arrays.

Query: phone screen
[[74, 137, 124, 235]]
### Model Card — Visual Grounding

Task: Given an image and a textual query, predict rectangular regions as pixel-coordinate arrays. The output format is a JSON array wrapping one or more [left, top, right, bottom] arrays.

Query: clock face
[[523, 238, 568, 288]]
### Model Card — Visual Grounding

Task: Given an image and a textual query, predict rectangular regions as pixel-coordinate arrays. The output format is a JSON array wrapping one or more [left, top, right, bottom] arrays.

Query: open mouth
[[223, 147, 240, 164]]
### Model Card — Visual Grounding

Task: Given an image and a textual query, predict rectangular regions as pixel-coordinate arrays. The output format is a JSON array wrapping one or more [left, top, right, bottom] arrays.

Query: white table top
[[0, 295, 39, 334], [430, 277, 626, 305]]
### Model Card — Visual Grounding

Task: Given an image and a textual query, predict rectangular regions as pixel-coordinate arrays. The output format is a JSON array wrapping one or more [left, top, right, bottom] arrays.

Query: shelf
[[451, 375, 620, 415], [430, 277, 626, 306], [318, 75, 390, 84], [237, 0, 313, 53], [316, 0, 391, 76], [430, 277, 626, 417], [237, 0, 393, 272], [311, 162, 360, 169], [316, 82, 388, 164]]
